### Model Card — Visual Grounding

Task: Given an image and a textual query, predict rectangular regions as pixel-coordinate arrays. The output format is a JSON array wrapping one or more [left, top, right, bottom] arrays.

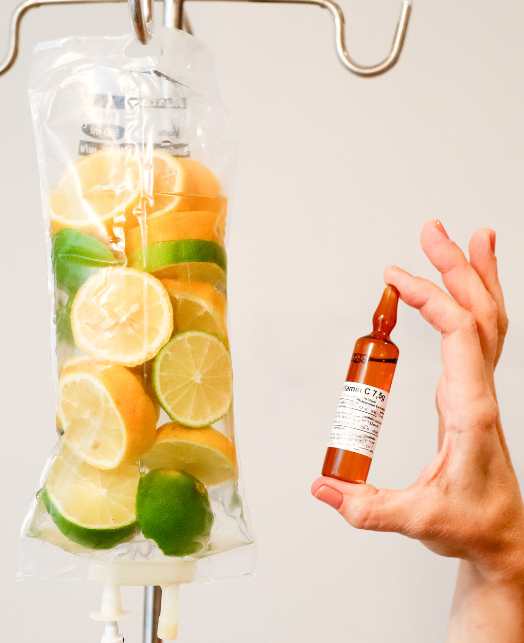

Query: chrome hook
[[326, 0, 412, 77], [128, 0, 154, 44]]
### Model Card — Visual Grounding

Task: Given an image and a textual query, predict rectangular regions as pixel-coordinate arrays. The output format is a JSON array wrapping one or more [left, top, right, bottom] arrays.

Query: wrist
[[471, 532, 524, 587]]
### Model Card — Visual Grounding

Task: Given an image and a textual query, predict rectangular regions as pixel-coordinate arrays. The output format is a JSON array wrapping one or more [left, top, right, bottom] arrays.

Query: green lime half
[[52, 228, 119, 294], [136, 469, 213, 557], [44, 449, 139, 550], [128, 240, 227, 275]]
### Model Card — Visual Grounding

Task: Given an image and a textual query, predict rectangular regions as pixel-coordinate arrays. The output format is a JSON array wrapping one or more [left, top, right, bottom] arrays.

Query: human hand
[[312, 220, 524, 584]]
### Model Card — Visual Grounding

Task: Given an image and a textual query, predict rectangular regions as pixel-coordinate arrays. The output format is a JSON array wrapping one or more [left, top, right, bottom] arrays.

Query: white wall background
[[1, 0, 524, 641]]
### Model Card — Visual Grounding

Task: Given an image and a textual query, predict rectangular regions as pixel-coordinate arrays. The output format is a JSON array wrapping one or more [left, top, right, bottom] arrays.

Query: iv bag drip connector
[[157, 584, 181, 640], [101, 621, 125, 643], [90, 585, 133, 622]]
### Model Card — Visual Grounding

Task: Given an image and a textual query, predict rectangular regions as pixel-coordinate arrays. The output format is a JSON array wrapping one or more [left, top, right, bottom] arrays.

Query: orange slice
[[126, 210, 225, 255]]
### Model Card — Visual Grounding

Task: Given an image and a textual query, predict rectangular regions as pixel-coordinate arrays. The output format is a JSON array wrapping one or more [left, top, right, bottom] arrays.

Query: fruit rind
[[152, 331, 233, 428], [136, 469, 214, 557], [42, 488, 138, 550]]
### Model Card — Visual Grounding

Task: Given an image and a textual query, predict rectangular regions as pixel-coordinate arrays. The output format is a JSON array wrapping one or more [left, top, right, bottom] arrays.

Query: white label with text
[[327, 382, 389, 458]]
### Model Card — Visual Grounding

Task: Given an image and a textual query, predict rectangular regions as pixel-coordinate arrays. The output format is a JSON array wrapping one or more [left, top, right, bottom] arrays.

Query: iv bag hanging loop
[[0, 0, 412, 77]]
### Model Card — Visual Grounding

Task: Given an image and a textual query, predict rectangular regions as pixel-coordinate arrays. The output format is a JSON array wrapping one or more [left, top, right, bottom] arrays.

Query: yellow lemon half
[[71, 267, 173, 366]]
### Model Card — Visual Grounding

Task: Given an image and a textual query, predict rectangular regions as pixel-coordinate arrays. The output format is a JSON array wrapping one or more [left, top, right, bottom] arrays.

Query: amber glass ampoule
[[322, 285, 399, 484]]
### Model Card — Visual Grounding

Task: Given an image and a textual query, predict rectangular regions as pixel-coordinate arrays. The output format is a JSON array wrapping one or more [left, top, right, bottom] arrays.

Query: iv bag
[[20, 27, 255, 594]]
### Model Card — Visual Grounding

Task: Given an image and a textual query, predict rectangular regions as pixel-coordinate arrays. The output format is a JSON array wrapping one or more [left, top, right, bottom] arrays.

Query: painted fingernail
[[314, 486, 344, 510], [435, 220, 450, 239], [490, 231, 496, 254], [389, 265, 411, 275]]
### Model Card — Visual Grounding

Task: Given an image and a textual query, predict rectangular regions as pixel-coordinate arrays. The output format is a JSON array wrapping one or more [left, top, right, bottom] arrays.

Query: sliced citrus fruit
[[128, 239, 226, 274], [58, 361, 157, 469], [128, 239, 227, 296], [59, 353, 96, 375], [141, 422, 238, 486], [153, 331, 233, 428], [129, 359, 161, 421], [161, 278, 228, 347], [43, 449, 140, 549], [49, 149, 140, 243], [125, 210, 226, 255], [71, 266, 173, 366], [138, 152, 224, 220], [27, 493, 93, 555]]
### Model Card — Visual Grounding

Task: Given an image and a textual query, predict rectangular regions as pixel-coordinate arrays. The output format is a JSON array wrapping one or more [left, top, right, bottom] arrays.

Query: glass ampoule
[[322, 285, 399, 484]]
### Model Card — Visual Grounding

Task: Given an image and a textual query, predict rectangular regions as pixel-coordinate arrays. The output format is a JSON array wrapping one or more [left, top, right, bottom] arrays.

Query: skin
[[311, 220, 524, 642]]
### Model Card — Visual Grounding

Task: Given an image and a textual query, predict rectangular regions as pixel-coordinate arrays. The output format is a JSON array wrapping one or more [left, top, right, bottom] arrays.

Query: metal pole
[[143, 586, 163, 643]]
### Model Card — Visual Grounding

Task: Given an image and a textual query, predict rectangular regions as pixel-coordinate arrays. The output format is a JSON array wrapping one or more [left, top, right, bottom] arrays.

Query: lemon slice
[[141, 422, 238, 486], [153, 331, 233, 428], [71, 266, 173, 366], [58, 362, 157, 469], [43, 449, 140, 549], [49, 149, 140, 242], [161, 278, 228, 347]]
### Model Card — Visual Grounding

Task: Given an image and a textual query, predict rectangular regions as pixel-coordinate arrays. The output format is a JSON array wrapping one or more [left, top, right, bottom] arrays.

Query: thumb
[[312, 477, 425, 536]]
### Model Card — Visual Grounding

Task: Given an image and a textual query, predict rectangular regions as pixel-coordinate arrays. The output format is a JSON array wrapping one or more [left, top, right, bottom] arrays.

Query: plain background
[[1, 0, 524, 641]]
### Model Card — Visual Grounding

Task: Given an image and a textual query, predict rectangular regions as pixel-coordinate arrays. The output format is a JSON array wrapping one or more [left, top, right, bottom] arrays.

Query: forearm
[[447, 560, 524, 643]]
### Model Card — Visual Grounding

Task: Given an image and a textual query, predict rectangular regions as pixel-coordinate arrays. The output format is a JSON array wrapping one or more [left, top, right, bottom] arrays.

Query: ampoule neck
[[371, 285, 399, 340]]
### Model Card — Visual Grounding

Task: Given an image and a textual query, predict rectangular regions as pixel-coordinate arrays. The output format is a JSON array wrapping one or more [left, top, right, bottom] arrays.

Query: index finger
[[383, 266, 490, 404]]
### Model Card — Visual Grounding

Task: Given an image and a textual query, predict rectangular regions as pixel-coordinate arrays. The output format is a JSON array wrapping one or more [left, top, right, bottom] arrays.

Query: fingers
[[311, 477, 426, 537], [383, 266, 489, 399], [420, 221, 499, 368], [469, 229, 508, 366]]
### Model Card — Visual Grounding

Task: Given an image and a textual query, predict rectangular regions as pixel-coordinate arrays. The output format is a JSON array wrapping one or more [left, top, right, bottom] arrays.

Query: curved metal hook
[[325, 0, 412, 76], [128, 0, 154, 44], [244, 0, 412, 77], [0, 0, 128, 76]]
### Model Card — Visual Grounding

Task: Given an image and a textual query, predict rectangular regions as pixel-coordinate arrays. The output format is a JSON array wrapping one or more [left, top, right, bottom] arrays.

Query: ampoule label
[[327, 382, 389, 458]]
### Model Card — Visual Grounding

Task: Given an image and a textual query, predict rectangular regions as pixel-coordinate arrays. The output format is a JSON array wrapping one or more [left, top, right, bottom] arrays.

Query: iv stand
[[0, 0, 412, 77], [0, 0, 412, 640]]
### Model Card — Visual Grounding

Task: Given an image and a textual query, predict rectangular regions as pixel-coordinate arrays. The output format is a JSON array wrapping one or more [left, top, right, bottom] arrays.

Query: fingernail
[[314, 486, 344, 510], [490, 231, 496, 254], [389, 265, 411, 275], [435, 220, 450, 239]]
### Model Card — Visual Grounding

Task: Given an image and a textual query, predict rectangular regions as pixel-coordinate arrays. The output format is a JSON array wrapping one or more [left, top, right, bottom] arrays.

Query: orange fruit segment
[[58, 361, 157, 469], [161, 278, 228, 347], [126, 210, 226, 255], [136, 153, 225, 220], [141, 422, 238, 486]]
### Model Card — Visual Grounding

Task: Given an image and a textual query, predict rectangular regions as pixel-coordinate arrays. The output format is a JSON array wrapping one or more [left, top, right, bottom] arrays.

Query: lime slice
[[141, 422, 238, 486], [27, 494, 92, 554], [153, 331, 233, 428], [71, 266, 173, 366], [52, 228, 119, 294], [43, 449, 140, 549], [136, 469, 213, 557], [128, 239, 226, 275]]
